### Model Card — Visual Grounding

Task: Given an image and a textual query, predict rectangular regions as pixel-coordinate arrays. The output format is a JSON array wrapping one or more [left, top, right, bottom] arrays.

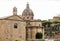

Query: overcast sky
[[0, 0, 60, 20]]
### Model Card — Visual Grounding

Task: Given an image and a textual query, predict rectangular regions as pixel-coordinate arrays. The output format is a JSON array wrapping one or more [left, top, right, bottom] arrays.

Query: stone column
[[42, 27, 44, 39], [27, 28, 31, 39]]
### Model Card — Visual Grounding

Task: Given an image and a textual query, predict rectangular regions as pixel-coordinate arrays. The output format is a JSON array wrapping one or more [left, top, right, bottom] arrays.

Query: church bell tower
[[13, 7, 17, 15]]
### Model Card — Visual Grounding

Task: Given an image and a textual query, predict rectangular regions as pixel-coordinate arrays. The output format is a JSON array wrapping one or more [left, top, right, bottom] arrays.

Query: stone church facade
[[0, 3, 44, 41]]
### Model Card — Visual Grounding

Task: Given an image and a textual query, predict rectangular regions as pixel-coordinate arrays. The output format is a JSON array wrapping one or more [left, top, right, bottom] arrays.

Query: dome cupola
[[22, 3, 34, 20]]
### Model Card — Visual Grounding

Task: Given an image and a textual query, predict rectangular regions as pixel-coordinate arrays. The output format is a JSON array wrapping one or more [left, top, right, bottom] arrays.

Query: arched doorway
[[36, 32, 43, 39]]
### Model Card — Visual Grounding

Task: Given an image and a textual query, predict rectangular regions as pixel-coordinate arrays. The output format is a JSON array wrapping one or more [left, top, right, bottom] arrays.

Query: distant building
[[53, 15, 60, 20], [49, 15, 60, 21]]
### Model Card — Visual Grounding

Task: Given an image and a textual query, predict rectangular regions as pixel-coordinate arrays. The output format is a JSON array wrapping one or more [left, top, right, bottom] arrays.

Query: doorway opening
[[36, 32, 43, 39]]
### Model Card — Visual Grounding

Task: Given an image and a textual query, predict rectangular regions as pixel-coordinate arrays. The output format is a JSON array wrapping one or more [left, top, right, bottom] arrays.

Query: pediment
[[4, 15, 23, 20]]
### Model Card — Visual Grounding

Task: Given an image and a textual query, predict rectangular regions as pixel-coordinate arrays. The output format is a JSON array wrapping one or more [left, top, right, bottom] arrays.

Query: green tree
[[42, 20, 52, 27]]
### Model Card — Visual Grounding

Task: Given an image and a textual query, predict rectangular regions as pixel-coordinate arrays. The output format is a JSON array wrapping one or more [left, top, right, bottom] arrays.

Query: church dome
[[22, 3, 34, 16]]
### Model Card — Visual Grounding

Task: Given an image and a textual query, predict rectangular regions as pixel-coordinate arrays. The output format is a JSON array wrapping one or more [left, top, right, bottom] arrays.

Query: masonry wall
[[0, 20, 26, 41]]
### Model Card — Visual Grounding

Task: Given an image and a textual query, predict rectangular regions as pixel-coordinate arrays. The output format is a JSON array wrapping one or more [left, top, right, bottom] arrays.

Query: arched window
[[14, 23, 18, 29]]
